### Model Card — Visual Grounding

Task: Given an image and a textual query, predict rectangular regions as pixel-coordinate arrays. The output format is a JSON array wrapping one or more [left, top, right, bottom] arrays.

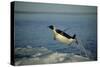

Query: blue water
[[15, 13, 97, 60]]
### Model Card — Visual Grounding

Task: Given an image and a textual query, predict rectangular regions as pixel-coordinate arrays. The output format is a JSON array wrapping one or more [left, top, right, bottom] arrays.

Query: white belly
[[53, 31, 74, 44]]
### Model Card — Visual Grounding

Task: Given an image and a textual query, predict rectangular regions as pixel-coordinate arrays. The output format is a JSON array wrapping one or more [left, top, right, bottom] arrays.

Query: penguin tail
[[72, 34, 76, 39], [73, 34, 78, 44]]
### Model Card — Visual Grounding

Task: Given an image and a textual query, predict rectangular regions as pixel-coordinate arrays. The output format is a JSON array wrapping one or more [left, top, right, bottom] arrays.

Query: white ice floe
[[32, 53, 42, 57], [26, 45, 32, 48], [15, 47, 90, 66], [44, 52, 66, 63]]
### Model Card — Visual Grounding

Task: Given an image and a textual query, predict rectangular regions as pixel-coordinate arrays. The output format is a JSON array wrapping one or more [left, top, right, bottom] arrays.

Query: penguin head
[[48, 25, 54, 30]]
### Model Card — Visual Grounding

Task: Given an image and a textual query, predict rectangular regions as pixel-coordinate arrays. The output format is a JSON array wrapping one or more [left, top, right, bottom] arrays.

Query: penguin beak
[[48, 26, 51, 30], [48, 26, 51, 28]]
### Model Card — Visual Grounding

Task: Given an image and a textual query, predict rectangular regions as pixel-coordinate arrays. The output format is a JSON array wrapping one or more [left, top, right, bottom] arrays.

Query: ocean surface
[[14, 13, 97, 65]]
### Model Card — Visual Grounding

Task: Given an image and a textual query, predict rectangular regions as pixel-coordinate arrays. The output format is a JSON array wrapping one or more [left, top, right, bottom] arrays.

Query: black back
[[56, 29, 72, 39]]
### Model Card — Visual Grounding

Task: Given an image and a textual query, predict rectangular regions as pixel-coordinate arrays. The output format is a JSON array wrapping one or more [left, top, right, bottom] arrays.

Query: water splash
[[76, 37, 90, 59]]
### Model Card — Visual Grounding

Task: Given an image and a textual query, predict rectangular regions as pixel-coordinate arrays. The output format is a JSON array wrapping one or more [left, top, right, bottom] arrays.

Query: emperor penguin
[[48, 25, 78, 45]]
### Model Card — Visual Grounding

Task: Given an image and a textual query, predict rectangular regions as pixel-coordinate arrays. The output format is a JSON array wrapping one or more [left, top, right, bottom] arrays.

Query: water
[[14, 13, 97, 65]]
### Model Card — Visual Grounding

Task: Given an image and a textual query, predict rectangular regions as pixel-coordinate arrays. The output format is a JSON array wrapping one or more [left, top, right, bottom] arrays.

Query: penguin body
[[48, 25, 78, 45]]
